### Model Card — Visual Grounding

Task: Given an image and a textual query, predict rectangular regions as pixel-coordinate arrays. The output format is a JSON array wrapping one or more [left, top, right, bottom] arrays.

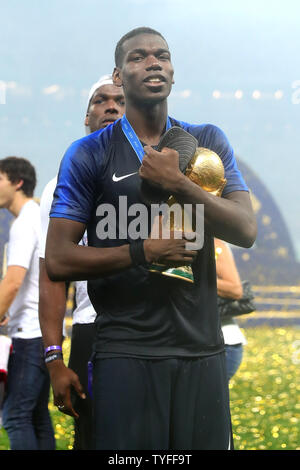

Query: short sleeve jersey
[[50, 118, 248, 358], [39, 176, 97, 325]]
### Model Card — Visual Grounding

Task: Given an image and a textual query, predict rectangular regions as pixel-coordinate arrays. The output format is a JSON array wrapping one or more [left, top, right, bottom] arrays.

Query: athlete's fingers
[[72, 376, 86, 400], [54, 391, 79, 419]]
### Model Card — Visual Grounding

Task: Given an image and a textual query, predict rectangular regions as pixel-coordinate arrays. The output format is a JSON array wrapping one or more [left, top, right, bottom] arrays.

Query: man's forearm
[[44, 218, 135, 282], [46, 243, 133, 282], [39, 259, 66, 347], [217, 278, 243, 299], [173, 175, 257, 247], [45, 217, 197, 283], [140, 146, 256, 247], [0, 278, 18, 320]]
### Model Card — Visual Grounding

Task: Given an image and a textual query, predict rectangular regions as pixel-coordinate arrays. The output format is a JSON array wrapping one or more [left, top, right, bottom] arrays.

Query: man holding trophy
[[44, 27, 257, 450]]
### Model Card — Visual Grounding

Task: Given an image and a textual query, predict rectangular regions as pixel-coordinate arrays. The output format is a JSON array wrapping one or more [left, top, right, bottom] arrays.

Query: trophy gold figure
[[149, 147, 227, 283]]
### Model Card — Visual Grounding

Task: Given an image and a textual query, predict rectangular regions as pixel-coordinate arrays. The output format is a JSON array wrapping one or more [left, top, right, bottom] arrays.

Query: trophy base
[[149, 264, 194, 283]]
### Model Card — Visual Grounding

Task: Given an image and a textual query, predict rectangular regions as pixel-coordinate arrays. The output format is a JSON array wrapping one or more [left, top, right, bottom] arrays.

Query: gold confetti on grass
[[1, 327, 299, 450], [229, 327, 300, 450]]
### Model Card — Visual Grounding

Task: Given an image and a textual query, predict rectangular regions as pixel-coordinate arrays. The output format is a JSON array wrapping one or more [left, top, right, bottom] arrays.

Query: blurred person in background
[[215, 238, 247, 380], [0, 156, 55, 450], [39, 75, 125, 450]]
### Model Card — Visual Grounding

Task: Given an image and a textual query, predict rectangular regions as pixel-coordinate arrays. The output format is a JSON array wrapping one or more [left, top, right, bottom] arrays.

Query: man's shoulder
[[10, 200, 40, 235], [171, 118, 233, 160], [62, 121, 120, 169], [172, 118, 227, 141], [21, 200, 40, 222], [70, 120, 120, 152]]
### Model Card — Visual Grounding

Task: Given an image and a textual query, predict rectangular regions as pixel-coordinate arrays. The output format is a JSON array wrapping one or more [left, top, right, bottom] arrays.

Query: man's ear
[[84, 114, 89, 126], [113, 67, 123, 87], [15, 179, 24, 192]]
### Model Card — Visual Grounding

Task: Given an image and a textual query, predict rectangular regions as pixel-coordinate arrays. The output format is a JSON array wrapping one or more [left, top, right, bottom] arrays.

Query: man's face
[[0, 172, 18, 209], [115, 33, 174, 106], [85, 84, 125, 133]]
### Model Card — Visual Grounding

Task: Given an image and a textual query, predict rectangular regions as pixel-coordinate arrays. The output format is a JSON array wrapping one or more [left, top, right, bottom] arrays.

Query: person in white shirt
[[39, 75, 125, 450], [0, 156, 55, 450]]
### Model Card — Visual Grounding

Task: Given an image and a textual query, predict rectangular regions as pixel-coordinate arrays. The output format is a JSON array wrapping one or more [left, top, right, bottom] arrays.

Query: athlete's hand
[[139, 146, 185, 193], [144, 216, 198, 267], [144, 237, 197, 267], [47, 360, 86, 418]]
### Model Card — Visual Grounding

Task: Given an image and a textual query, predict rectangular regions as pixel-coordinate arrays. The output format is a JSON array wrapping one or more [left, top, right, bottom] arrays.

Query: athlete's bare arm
[[39, 259, 66, 346], [140, 146, 257, 248], [39, 258, 85, 418], [45, 217, 197, 282]]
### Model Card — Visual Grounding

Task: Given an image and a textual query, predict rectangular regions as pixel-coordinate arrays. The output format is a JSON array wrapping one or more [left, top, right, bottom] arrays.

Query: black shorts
[[68, 322, 96, 450], [92, 352, 232, 450]]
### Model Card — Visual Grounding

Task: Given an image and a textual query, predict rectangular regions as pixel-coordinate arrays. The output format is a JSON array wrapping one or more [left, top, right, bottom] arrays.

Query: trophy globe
[[150, 147, 227, 283]]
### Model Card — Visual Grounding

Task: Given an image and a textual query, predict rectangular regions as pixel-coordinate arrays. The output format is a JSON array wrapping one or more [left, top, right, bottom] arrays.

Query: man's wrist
[[45, 352, 63, 364], [171, 173, 207, 203], [44, 345, 63, 357], [44, 344, 64, 366], [143, 239, 158, 264], [172, 172, 191, 194], [165, 171, 186, 194], [129, 240, 149, 267], [46, 356, 66, 373]]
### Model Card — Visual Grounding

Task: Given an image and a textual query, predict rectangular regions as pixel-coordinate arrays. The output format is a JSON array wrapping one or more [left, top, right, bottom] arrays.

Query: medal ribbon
[[121, 114, 172, 164]]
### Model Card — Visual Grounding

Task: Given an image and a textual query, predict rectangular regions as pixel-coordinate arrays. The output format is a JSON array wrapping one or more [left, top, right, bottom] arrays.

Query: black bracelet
[[45, 352, 63, 364], [129, 240, 148, 267]]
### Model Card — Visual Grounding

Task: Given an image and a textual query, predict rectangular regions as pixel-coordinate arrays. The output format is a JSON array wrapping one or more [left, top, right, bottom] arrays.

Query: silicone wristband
[[44, 345, 62, 357], [45, 352, 63, 364], [129, 240, 148, 266]]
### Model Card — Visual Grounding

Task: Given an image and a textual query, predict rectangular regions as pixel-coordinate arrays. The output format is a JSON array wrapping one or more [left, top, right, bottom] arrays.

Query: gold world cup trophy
[[148, 146, 227, 283]]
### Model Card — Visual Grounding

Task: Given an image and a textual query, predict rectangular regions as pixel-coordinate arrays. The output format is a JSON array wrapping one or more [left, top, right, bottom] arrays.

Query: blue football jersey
[[50, 118, 248, 358]]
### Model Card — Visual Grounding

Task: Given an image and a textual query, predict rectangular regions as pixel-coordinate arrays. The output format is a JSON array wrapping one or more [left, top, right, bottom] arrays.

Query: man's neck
[[125, 101, 168, 146], [8, 194, 32, 218]]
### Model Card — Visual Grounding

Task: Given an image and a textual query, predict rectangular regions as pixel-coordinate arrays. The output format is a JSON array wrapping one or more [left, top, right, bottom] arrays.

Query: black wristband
[[45, 352, 63, 364], [129, 240, 148, 267]]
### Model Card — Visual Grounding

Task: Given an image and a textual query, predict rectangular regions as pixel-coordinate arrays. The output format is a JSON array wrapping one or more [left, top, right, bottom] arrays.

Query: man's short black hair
[[0, 156, 36, 197], [115, 27, 168, 68]]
